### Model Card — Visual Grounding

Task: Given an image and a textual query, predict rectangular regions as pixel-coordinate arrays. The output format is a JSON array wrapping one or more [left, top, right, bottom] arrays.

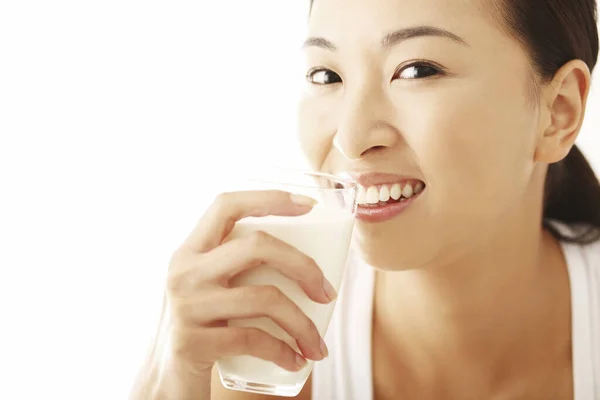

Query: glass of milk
[[215, 168, 357, 397]]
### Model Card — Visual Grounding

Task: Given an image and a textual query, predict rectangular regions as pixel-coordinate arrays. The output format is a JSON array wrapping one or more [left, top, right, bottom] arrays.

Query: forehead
[[308, 0, 497, 47]]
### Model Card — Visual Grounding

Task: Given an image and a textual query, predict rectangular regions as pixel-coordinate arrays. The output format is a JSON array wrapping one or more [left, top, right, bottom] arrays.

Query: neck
[[373, 209, 572, 392]]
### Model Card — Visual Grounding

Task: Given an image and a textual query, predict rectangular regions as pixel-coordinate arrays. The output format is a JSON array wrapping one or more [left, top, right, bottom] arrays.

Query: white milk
[[216, 204, 355, 388]]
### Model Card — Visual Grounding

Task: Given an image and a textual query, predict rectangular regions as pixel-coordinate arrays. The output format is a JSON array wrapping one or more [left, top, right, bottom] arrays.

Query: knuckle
[[166, 271, 185, 296], [248, 230, 269, 248], [167, 295, 189, 319], [240, 328, 263, 349], [261, 285, 284, 304], [213, 329, 236, 354], [244, 285, 267, 304], [213, 192, 233, 208], [168, 248, 187, 272], [172, 327, 214, 366], [211, 332, 228, 354], [167, 253, 209, 295], [176, 295, 211, 323], [170, 331, 191, 358], [245, 286, 282, 313], [167, 266, 190, 296]]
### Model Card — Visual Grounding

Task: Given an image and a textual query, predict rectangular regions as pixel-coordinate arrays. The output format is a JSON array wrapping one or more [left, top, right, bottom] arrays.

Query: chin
[[352, 225, 433, 271]]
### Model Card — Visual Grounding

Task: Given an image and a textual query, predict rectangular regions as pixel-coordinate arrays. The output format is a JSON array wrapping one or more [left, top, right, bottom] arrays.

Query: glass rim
[[244, 169, 357, 193]]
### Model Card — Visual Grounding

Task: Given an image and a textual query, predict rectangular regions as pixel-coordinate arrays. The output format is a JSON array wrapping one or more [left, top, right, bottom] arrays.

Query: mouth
[[335, 173, 426, 223]]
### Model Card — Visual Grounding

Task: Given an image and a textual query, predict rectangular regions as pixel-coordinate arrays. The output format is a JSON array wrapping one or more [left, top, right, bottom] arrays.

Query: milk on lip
[[216, 204, 355, 387]]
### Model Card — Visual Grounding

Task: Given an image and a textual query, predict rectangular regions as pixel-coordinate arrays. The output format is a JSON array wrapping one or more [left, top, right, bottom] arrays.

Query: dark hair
[[309, 0, 600, 243]]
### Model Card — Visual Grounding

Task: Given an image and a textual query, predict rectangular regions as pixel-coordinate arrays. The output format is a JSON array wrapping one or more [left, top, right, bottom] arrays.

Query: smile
[[335, 172, 426, 223]]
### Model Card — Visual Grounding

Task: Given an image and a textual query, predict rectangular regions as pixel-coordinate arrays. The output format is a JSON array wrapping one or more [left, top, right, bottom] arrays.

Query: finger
[[182, 286, 326, 361], [202, 231, 337, 304], [184, 190, 316, 253], [197, 327, 308, 372]]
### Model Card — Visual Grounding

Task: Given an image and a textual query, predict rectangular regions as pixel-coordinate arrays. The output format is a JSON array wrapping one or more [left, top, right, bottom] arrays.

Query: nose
[[334, 82, 399, 160]]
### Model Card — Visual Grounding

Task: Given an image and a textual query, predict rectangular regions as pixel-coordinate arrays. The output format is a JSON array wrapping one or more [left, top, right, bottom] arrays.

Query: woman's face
[[298, 0, 547, 270]]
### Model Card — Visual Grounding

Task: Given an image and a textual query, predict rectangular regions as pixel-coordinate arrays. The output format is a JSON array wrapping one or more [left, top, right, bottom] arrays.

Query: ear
[[534, 60, 591, 163]]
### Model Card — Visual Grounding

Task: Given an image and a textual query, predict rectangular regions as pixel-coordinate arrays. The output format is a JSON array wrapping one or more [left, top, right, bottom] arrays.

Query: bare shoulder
[[210, 366, 312, 400]]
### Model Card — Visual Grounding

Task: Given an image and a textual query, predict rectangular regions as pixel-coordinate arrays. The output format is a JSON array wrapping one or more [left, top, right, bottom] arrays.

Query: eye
[[306, 68, 342, 85], [393, 62, 443, 80]]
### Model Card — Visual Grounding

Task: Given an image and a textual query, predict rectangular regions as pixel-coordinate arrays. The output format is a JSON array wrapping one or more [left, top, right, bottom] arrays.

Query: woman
[[132, 0, 600, 398]]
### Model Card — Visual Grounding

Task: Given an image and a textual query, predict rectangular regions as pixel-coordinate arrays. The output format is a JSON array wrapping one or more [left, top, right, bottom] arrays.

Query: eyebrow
[[302, 25, 468, 51], [302, 36, 337, 51], [382, 26, 468, 48]]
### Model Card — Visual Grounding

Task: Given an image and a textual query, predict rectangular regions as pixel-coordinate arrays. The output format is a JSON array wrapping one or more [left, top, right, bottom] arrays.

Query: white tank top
[[312, 230, 600, 400]]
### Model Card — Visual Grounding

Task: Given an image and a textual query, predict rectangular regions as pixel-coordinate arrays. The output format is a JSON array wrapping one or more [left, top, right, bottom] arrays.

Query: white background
[[0, 2, 598, 399]]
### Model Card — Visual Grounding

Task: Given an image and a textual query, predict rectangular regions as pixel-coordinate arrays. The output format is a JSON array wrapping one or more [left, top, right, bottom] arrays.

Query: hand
[[166, 190, 335, 378]]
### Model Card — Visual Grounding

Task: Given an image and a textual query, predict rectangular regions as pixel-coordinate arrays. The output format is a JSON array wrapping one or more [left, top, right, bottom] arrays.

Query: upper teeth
[[357, 186, 367, 204], [379, 185, 390, 202], [366, 186, 379, 204], [356, 182, 422, 205], [414, 181, 424, 194], [390, 183, 402, 200]]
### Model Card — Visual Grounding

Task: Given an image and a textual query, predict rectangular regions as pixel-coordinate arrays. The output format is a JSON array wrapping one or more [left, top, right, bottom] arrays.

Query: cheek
[[399, 78, 538, 215], [298, 94, 337, 171]]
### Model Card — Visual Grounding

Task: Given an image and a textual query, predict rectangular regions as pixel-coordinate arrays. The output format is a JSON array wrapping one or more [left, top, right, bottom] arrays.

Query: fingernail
[[290, 194, 318, 207], [295, 353, 307, 369], [319, 337, 329, 358], [322, 278, 338, 302]]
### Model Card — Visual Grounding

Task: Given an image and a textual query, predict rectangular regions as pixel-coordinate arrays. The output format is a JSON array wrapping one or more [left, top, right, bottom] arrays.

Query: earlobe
[[534, 60, 591, 164]]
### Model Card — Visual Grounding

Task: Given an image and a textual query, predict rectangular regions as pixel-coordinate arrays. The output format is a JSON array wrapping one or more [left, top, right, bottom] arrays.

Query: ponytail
[[543, 144, 600, 243]]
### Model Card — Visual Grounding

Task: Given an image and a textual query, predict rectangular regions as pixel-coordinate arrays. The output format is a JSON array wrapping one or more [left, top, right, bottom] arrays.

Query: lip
[[336, 171, 426, 223], [355, 194, 421, 222]]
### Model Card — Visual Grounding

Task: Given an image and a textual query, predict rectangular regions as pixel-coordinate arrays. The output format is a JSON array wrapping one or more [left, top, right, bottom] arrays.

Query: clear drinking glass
[[215, 168, 357, 397]]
